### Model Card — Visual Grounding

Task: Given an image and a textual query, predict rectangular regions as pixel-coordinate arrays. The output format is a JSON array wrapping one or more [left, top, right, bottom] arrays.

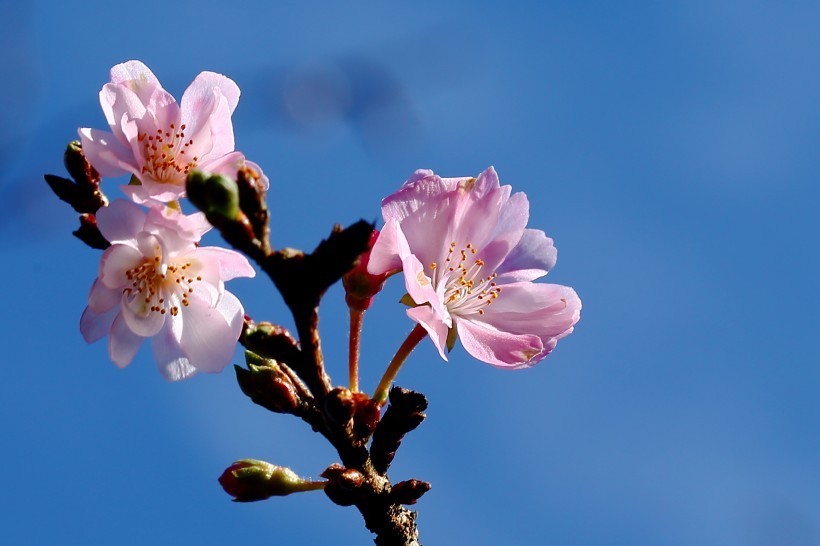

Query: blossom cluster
[[74, 59, 580, 383], [78, 61, 262, 379]]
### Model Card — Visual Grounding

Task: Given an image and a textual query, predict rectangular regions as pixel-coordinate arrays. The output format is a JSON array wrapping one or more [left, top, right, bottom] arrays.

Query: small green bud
[[218, 459, 325, 502], [186, 171, 240, 220]]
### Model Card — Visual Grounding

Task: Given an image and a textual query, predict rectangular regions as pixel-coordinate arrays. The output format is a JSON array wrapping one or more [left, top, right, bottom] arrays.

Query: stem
[[349, 308, 365, 392], [294, 480, 329, 493], [372, 324, 427, 406]]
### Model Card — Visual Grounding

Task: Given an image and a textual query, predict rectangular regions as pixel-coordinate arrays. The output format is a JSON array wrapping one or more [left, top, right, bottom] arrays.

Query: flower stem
[[349, 308, 365, 392], [372, 324, 427, 406], [294, 480, 329, 493]]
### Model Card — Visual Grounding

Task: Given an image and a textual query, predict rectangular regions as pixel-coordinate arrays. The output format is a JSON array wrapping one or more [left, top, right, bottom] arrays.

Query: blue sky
[[2, 1, 819, 544]]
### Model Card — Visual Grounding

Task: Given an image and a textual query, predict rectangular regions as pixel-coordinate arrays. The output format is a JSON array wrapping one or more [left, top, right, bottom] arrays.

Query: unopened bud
[[64, 140, 102, 191], [343, 229, 390, 311], [321, 464, 365, 506], [186, 171, 240, 220], [234, 352, 300, 414], [391, 479, 431, 505], [325, 387, 356, 424], [219, 459, 325, 502], [74, 214, 110, 250], [241, 320, 301, 365], [352, 394, 381, 440]]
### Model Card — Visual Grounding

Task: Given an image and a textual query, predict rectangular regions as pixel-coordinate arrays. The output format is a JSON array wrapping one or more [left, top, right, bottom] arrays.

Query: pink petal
[[381, 170, 451, 224], [108, 313, 145, 368], [80, 306, 117, 343], [216, 290, 246, 337], [99, 244, 143, 289], [121, 292, 167, 338], [182, 71, 240, 115], [367, 219, 405, 276], [456, 318, 544, 369], [180, 73, 239, 159], [407, 305, 450, 361], [476, 191, 530, 274], [178, 294, 240, 373], [78, 128, 133, 178], [390, 184, 458, 271], [481, 282, 581, 339], [195, 247, 255, 281], [121, 181, 184, 205], [99, 83, 148, 136], [401, 253, 450, 325], [495, 229, 557, 282], [96, 199, 146, 244], [450, 184, 508, 253], [109, 61, 161, 90], [144, 206, 202, 254], [202, 94, 236, 160], [87, 278, 121, 314], [471, 166, 502, 199], [152, 318, 197, 381], [198, 151, 245, 178]]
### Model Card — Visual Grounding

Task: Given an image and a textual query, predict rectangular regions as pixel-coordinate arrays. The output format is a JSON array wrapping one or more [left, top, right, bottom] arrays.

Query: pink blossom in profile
[[368, 167, 581, 369], [79, 60, 267, 204], [80, 199, 256, 380]]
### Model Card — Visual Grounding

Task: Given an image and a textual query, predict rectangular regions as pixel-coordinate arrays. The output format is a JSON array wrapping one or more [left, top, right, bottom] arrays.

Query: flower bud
[[240, 320, 302, 365], [321, 464, 365, 506], [325, 387, 356, 424], [186, 171, 241, 220], [234, 352, 301, 414], [390, 479, 431, 505], [218, 459, 325, 502], [343, 229, 390, 311], [64, 141, 103, 194]]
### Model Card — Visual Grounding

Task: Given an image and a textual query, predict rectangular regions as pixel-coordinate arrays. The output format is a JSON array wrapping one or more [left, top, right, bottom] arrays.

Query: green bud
[[218, 459, 325, 502], [186, 171, 240, 220]]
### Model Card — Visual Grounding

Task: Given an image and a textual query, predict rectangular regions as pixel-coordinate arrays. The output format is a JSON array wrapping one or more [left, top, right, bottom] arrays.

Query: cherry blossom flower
[[368, 167, 581, 369], [80, 199, 256, 380], [79, 60, 267, 204]]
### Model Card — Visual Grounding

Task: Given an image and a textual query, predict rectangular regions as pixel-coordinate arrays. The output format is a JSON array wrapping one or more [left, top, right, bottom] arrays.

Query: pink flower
[[79, 60, 267, 204], [80, 199, 256, 380], [368, 167, 581, 369]]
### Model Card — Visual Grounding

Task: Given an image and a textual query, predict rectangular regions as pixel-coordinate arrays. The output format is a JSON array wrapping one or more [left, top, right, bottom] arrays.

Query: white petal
[[108, 313, 145, 368], [99, 244, 143, 289], [195, 247, 256, 281], [95, 199, 146, 244], [109, 61, 161, 92], [216, 290, 246, 335], [87, 278, 121, 314], [80, 306, 117, 343], [178, 295, 239, 373], [152, 319, 197, 381], [121, 292, 167, 338], [78, 128, 133, 178]]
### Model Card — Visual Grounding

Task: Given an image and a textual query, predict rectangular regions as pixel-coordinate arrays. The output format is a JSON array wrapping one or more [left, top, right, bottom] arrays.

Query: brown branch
[[45, 141, 110, 250], [188, 171, 426, 544]]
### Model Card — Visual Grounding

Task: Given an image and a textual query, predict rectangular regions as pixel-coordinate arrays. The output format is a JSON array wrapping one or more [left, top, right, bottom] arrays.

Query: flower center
[[123, 250, 203, 317], [431, 241, 501, 317], [137, 123, 199, 185]]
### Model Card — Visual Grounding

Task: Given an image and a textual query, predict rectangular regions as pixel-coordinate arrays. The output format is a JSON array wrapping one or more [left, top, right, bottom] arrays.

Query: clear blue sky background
[[2, 1, 819, 544]]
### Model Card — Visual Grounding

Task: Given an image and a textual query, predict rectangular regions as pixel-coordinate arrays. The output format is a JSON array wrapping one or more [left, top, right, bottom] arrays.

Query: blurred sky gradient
[[2, 1, 819, 544]]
